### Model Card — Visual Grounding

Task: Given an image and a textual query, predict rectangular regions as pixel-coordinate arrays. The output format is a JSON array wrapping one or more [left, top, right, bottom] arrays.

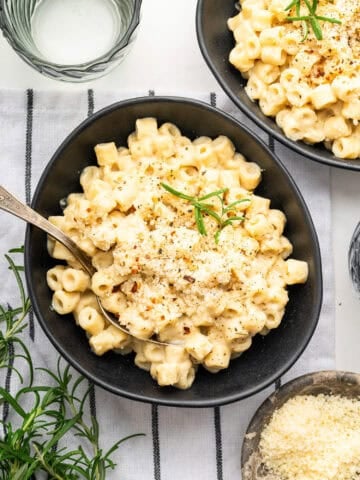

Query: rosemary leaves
[[285, 0, 341, 40], [0, 248, 143, 479], [161, 182, 249, 243]]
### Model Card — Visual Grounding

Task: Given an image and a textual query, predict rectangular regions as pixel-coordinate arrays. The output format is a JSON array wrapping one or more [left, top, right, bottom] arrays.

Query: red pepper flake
[[131, 282, 138, 293], [184, 275, 195, 283], [126, 205, 136, 215], [183, 326, 191, 335], [112, 285, 121, 293]]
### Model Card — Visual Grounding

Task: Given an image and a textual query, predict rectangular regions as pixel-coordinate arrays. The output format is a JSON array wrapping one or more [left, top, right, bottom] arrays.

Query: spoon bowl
[[0, 184, 170, 346]]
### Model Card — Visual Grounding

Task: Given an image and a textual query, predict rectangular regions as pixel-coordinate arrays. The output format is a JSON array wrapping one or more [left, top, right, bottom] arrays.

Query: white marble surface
[[0, 0, 359, 373]]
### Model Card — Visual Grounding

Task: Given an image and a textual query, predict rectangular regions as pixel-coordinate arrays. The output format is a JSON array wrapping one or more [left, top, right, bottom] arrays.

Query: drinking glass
[[0, 0, 142, 82]]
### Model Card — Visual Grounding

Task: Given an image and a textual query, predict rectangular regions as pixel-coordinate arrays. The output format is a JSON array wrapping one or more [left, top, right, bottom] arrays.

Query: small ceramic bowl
[[196, 0, 360, 170], [242, 370, 360, 479], [0, 0, 142, 82], [25, 96, 322, 407]]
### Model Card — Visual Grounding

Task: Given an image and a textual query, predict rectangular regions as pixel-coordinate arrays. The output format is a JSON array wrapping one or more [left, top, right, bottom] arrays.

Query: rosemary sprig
[[161, 183, 249, 244], [285, 0, 341, 40], [0, 247, 33, 385], [0, 248, 143, 479]]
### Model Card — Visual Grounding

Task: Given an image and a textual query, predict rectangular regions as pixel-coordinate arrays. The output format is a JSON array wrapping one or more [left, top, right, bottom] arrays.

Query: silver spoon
[[0, 185, 173, 346]]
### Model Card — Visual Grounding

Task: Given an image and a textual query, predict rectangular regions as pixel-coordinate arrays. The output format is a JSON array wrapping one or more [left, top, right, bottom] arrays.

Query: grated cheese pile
[[259, 394, 360, 480]]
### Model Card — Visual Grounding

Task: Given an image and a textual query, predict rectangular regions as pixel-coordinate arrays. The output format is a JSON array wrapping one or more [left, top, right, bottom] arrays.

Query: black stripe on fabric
[[2, 338, 14, 433], [87, 89, 94, 117], [214, 406, 224, 480], [25, 89, 35, 341], [25, 89, 33, 206], [275, 377, 282, 390], [28, 310, 34, 342], [27, 310, 34, 342], [88, 382, 97, 419], [152, 404, 161, 480], [86, 88, 98, 421]]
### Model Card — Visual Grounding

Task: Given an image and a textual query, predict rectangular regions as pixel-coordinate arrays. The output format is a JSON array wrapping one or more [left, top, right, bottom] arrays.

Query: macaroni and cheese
[[228, 0, 360, 159], [46, 118, 308, 389]]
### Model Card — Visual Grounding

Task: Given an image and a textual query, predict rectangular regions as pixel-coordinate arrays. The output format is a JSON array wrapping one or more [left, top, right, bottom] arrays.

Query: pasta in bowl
[[228, 0, 359, 160], [196, 0, 360, 169], [25, 97, 322, 406], [46, 117, 308, 390]]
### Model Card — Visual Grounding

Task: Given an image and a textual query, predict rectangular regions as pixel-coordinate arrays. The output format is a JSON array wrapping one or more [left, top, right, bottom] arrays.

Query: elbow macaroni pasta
[[228, 0, 360, 159], [46, 118, 308, 389]]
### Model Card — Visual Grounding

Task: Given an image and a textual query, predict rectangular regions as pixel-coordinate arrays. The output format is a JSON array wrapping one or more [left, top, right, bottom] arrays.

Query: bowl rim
[[25, 95, 323, 407], [0, 0, 142, 75], [241, 370, 360, 476], [195, 0, 360, 171]]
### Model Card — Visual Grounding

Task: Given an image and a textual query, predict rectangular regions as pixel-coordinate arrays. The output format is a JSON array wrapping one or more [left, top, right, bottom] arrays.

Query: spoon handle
[[0, 185, 177, 345], [0, 185, 94, 276]]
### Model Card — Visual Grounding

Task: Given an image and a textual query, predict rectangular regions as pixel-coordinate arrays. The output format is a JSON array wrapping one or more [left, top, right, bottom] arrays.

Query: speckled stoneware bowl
[[241, 370, 360, 479]]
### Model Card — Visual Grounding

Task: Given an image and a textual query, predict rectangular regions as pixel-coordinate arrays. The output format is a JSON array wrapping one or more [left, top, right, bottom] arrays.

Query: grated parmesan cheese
[[259, 394, 360, 480]]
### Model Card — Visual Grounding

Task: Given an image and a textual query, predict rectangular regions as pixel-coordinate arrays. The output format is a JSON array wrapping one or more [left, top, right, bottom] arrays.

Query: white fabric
[[0, 89, 334, 480]]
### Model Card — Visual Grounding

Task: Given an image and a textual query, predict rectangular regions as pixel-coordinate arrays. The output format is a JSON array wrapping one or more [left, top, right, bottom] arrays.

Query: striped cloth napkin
[[0, 89, 334, 480]]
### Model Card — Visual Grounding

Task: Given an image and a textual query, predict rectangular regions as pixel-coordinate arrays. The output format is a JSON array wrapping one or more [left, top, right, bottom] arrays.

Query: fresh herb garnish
[[161, 183, 249, 243], [285, 0, 341, 40], [0, 248, 143, 479], [0, 248, 33, 385]]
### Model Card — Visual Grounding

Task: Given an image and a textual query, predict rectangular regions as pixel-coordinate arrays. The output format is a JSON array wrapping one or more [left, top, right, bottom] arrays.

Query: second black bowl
[[25, 96, 322, 407], [196, 0, 360, 170]]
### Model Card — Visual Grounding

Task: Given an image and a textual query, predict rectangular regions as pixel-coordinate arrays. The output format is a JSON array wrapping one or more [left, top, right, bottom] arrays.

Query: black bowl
[[25, 96, 322, 407], [241, 371, 360, 478], [196, 0, 360, 171]]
